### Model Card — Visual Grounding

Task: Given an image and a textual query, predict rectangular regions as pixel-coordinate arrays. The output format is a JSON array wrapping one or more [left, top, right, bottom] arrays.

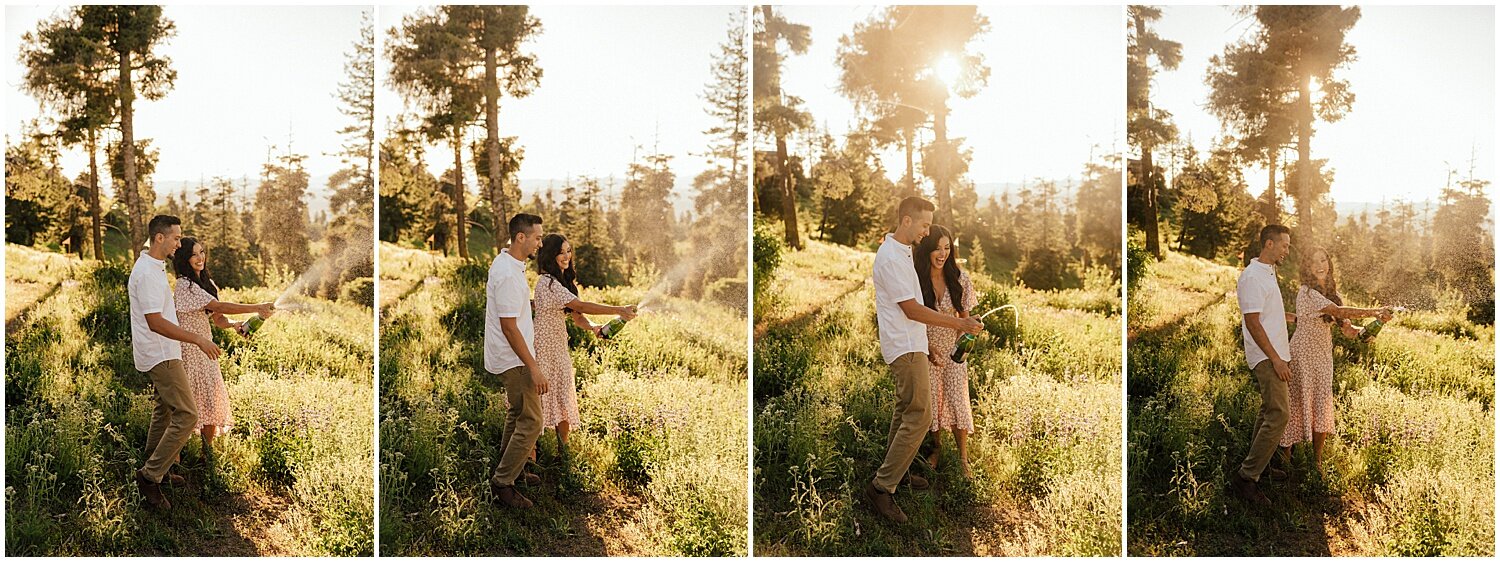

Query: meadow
[[5, 244, 375, 556], [1127, 249, 1495, 556], [377, 242, 748, 556], [753, 238, 1123, 556]]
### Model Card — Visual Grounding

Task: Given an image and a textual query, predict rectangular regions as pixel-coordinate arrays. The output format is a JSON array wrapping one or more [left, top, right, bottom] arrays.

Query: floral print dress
[[928, 271, 978, 433], [1282, 285, 1337, 447], [174, 279, 233, 433], [534, 274, 582, 430]]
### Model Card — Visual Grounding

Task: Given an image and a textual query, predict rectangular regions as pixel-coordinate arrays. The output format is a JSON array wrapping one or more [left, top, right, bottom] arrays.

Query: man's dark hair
[[1259, 224, 1291, 244], [896, 196, 935, 222], [508, 213, 543, 240], [147, 215, 181, 242]]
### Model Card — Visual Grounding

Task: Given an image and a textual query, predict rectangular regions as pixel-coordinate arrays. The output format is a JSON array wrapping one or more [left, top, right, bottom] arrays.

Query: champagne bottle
[[950, 333, 977, 364], [1359, 317, 1386, 341], [600, 317, 627, 340], [243, 315, 266, 337]]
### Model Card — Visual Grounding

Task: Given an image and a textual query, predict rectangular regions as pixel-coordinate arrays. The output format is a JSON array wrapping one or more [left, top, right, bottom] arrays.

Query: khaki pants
[[492, 365, 541, 486], [142, 359, 198, 483], [1238, 359, 1289, 482], [873, 352, 931, 494]]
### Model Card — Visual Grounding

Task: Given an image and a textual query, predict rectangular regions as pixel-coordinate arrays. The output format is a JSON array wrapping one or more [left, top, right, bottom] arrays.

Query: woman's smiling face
[[929, 236, 951, 271], [556, 240, 573, 271], [190, 242, 207, 273]]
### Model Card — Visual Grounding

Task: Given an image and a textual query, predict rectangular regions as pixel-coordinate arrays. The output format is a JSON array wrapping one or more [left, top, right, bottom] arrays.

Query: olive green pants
[[142, 359, 198, 483], [1238, 359, 1289, 482], [492, 366, 542, 486], [873, 352, 931, 494]]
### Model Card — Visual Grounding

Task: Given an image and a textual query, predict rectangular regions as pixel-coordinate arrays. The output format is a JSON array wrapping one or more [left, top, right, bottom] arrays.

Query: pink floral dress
[[1283, 285, 1337, 447], [534, 274, 582, 430], [174, 278, 233, 433], [928, 271, 978, 433]]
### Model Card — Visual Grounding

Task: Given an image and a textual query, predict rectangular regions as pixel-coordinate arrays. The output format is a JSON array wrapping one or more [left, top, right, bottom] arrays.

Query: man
[[130, 214, 221, 510], [488, 213, 549, 508], [1231, 224, 1294, 506], [864, 196, 983, 523]]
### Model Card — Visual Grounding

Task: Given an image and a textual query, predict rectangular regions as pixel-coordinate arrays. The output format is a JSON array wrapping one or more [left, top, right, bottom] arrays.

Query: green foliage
[[1128, 250, 1493, 556], [379, 244, 747, 555], [754, 240, 1120, 556], [4, 245, 374, 556]]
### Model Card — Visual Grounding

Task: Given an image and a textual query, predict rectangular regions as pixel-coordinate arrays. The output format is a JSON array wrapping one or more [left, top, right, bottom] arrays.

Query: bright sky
[[4, 5, 367, 209], [377, 5, 742, 200], [1151, 5, 1495, 205], [766, 5, 1122, 190]]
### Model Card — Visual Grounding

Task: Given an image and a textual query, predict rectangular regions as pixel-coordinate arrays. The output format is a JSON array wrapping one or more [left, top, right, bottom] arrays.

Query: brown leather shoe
[[490, 475, 534, 508], [136, 469, 172, 510], [864, 480, 908, 523], [902, 473, 930, 490], [1262, 465, 1288, 482], [521, 471, 542, 487], [1231, 473, 1270, 506]]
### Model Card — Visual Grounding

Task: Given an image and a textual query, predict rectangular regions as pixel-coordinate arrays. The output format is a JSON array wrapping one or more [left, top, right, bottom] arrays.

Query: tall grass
[[377, 243, 747, 556], [4, 244, 374, 556], [1127, 249, 1494, 556], [754, 240, 1122, 556]]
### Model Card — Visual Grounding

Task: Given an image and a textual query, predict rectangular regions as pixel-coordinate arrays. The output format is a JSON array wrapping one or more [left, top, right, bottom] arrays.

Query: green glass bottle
[[1358, 317, 1386, 341], [950, 332, 977, 364], [600, 317, 627, 340], [243, 315, 266, 337]]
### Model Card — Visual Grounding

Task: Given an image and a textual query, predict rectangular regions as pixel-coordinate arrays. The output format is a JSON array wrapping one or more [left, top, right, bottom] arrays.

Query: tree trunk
[[484, 43, 507, 251], [1260, 149, 1279, 225], [119, 47, 143, 252], [903, 128, 916, 196], [934, 102, 953, 226], [776, 134, 800, 250], [88, 128, 103, 260], [453, 133, 468, 260], [1297, 76, 1313, 232], [1141, 146, 1162, 260]]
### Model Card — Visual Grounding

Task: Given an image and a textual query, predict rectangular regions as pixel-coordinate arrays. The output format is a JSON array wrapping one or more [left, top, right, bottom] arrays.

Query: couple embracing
[[864, 196, 986, 523], [483, 213, 637, 509]]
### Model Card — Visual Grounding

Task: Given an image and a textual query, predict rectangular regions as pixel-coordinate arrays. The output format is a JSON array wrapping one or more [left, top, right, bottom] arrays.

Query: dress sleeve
[[960, 271, 979, 314], [174, 279, 214, 314], [1300, 285, 1335, 318]]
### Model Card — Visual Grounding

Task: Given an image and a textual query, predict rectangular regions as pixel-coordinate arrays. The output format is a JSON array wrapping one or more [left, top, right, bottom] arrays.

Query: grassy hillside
[[378, 242, 748, 556], [1127, 250, 1494, 556], [5, 244, 374, 556], [754, 239, 1122, 556]]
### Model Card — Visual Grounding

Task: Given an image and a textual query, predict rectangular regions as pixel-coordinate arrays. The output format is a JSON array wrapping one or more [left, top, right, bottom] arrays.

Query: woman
[[533, 233, 636, 455], [1279, 247, 1390, 471], [172, 237, 274, 464], [915, 225, 978, 477]]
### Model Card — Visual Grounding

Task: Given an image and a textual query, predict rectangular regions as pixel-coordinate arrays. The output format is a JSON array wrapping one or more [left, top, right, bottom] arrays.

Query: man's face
[[900, 210, 934, 242], [154, 225, 183, 254], [518, 225, 543, 259], [1267, 233, 1291, 264]]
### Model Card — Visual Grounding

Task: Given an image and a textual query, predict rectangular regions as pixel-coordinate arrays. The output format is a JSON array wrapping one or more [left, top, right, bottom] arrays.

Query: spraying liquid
[[951, 305, 1021, 364]]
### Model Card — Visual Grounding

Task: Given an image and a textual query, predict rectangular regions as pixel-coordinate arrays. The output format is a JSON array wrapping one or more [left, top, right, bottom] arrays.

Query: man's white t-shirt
[[1237, 257, 1290, 369], [485, 248, 535, 374], [873, 233, 928, 365], [128, 251, 182, 372]]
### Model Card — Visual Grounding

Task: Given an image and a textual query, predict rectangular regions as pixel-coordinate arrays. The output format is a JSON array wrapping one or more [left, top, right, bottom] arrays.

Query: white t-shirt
[[1237, 257, 1290, 369], [128, 251, 182, 372], [485, 248, 535, 374], [873, 233, 928, 364]]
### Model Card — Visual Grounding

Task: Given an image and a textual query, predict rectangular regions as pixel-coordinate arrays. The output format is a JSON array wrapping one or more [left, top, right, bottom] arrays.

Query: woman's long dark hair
[[915, 225, 964, 312], [536, 233, 579, 312], [172, 237, 219, 300]]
